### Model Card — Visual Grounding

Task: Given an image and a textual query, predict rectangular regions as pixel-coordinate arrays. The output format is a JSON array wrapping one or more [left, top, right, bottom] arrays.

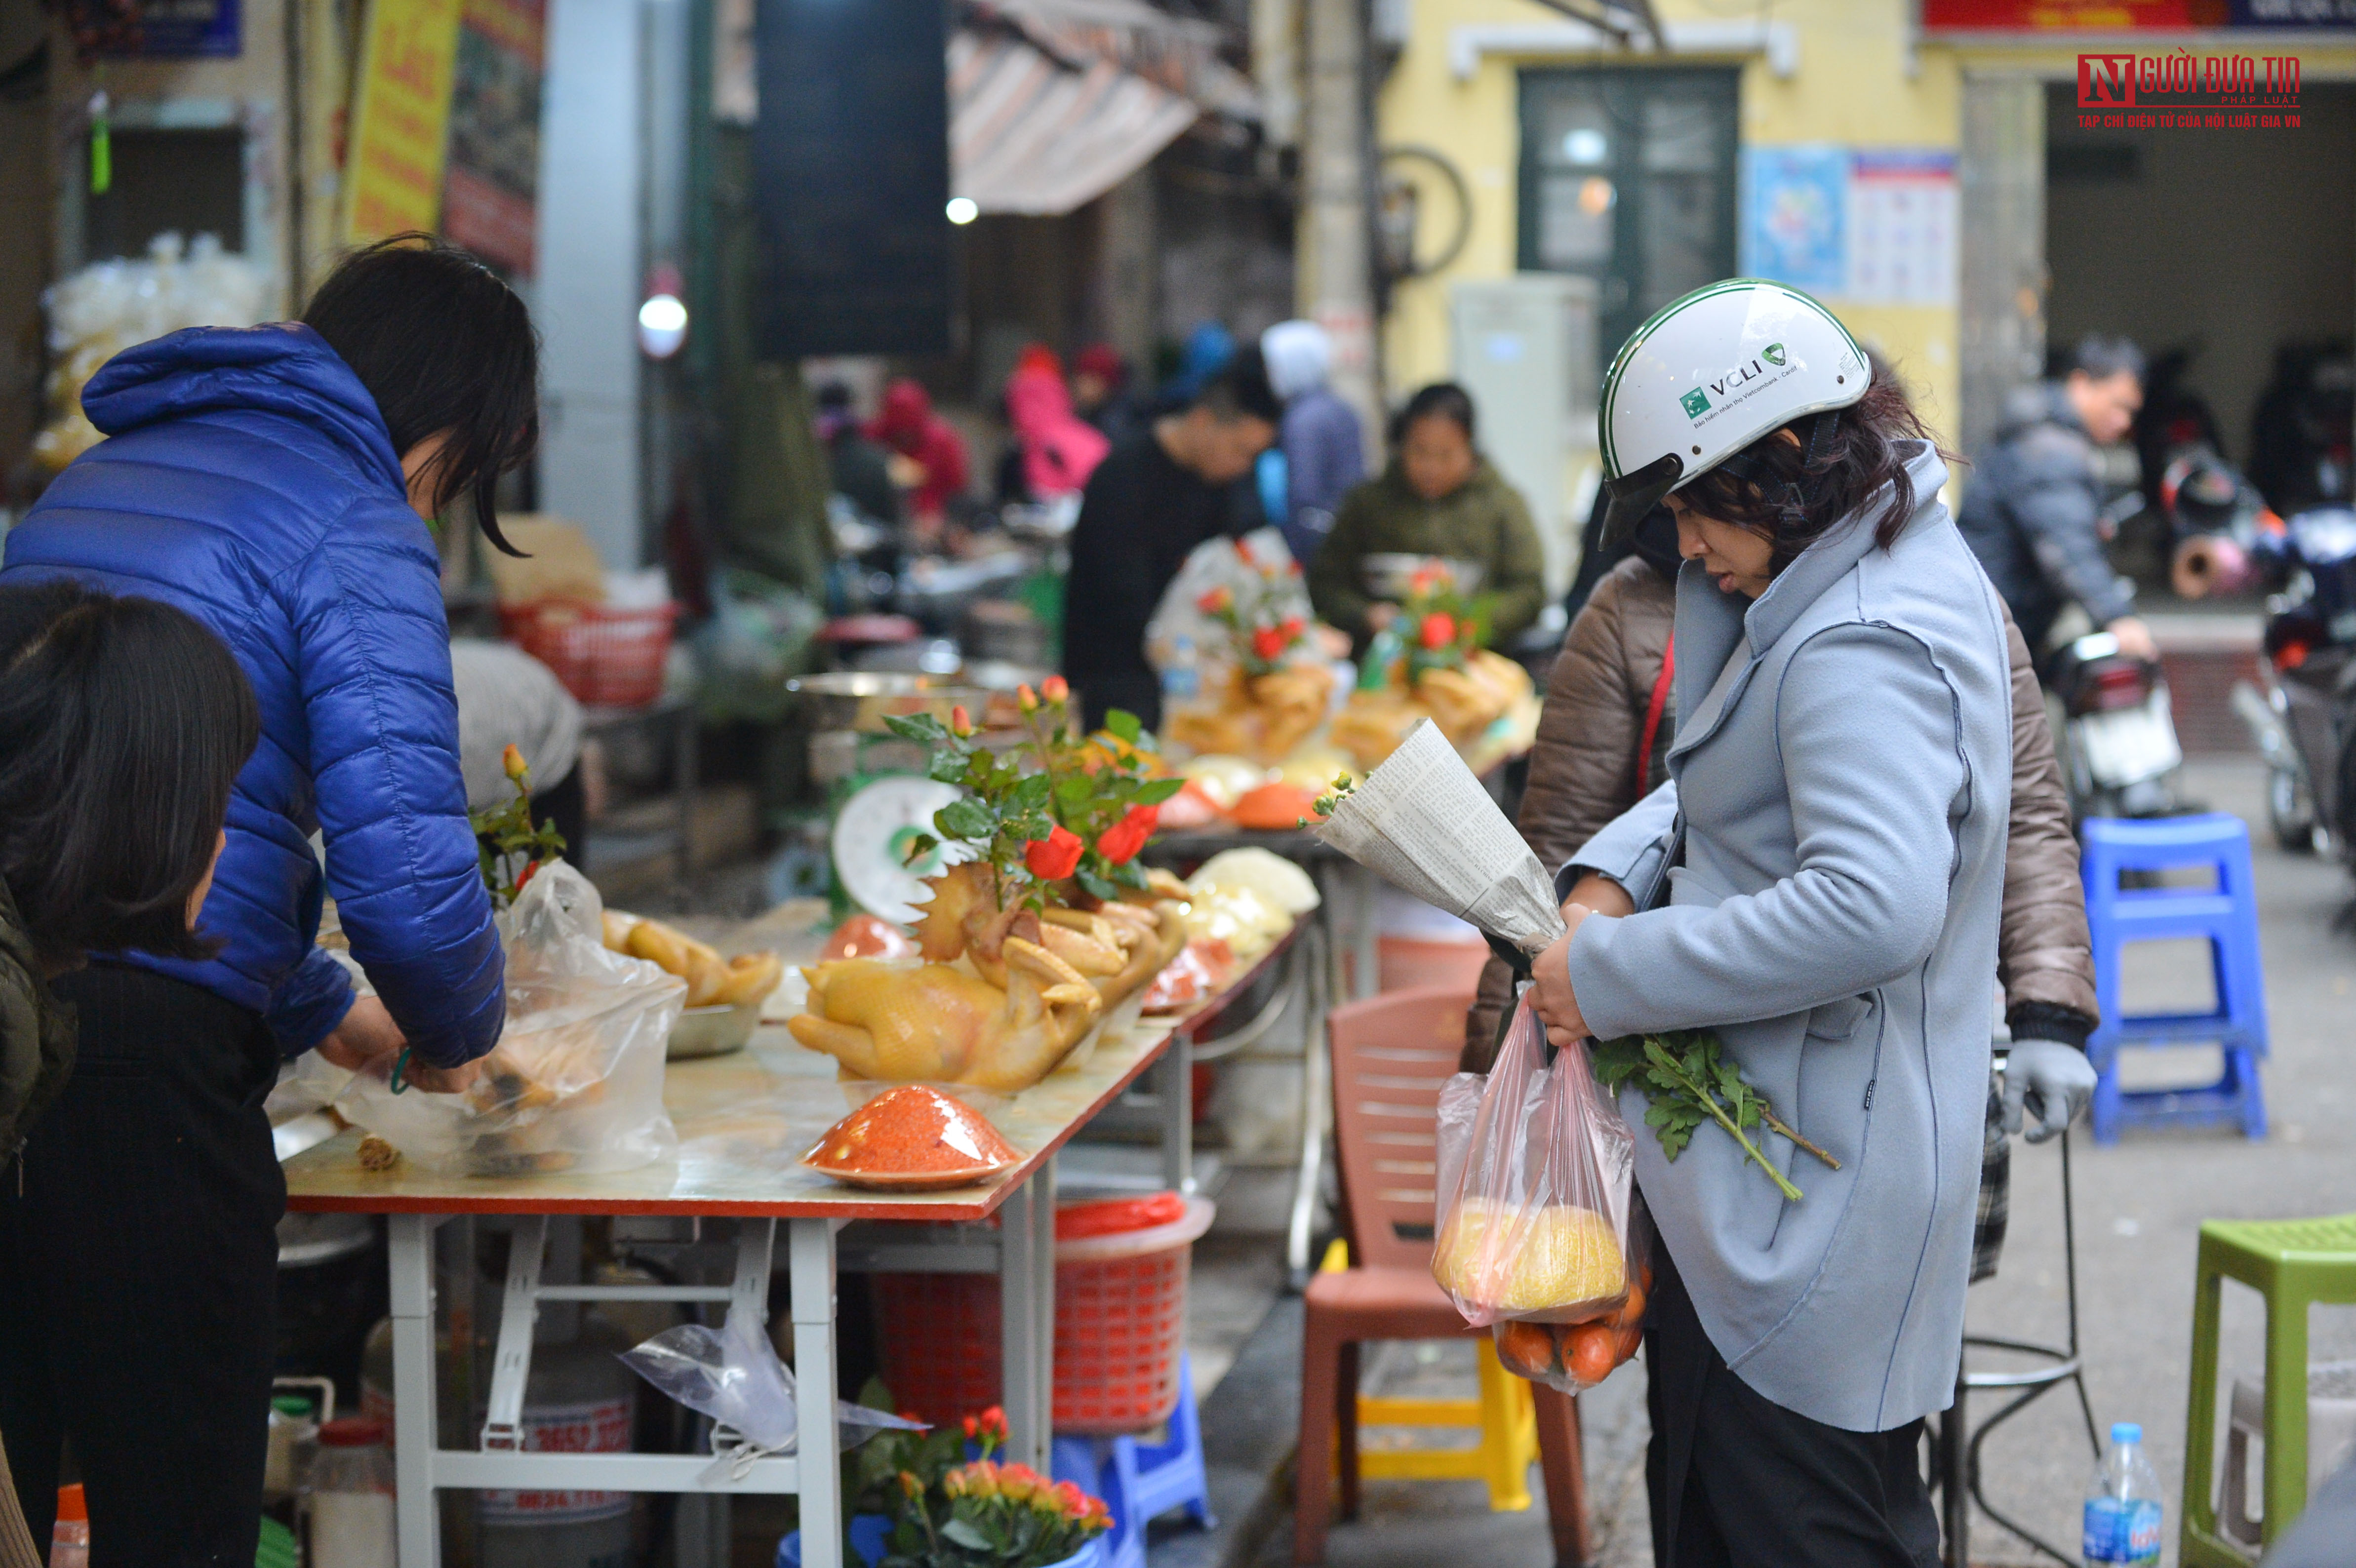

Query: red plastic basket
[[499, 600, 679, 708], [870, 1196, 1214, 1435]]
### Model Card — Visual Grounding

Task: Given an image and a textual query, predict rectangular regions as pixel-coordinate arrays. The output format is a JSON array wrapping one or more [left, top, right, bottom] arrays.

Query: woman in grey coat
[[1530, 281, 2010, 1568]]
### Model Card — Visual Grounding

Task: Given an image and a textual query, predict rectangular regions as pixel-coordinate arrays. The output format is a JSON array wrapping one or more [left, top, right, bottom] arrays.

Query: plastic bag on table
[[334, 861, 686, 1176], [619, 1308, 925, 1479], [1431, 992, 1637, 1331], [1142, 528, 1311, 673]]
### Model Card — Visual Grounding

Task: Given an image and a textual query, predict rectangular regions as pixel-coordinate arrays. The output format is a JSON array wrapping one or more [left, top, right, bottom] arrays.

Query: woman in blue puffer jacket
[[0, 237, 534, 1562]]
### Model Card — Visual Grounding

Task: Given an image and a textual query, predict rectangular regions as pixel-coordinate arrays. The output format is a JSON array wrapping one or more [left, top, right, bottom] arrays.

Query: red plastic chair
[[1294, 986, 1591, 1566]]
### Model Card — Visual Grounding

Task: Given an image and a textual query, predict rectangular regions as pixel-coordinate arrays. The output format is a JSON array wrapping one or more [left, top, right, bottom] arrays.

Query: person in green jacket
[[1308, 382, 1548, 653]]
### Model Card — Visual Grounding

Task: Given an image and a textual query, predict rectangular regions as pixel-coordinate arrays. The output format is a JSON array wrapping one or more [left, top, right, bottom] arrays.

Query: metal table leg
[[996, 1162, 1059, 1470], [390, 1213, 449, 1568], [791, 1218, 844, 1568], [1350, 862, 1380, 1002], [1285, 920, 1331, 1285], [1160, 1030, 1195, 1196]]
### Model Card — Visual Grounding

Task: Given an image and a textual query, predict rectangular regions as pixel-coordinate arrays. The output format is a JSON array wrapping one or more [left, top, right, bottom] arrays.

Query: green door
[[1518, 68, 1741, 364]]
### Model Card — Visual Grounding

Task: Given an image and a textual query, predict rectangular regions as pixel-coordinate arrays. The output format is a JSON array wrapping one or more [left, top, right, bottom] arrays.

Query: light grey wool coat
[[1564, 442, 2011, 1433]]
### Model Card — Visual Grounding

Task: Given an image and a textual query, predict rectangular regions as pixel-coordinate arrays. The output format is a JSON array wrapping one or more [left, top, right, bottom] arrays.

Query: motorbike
[[2049, 630, 2185, 821], [2230, 505, 2356, 859]]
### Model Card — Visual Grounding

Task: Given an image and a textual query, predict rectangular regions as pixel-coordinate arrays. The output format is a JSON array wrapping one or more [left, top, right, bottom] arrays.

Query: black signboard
[[754, 0, 952, 357]]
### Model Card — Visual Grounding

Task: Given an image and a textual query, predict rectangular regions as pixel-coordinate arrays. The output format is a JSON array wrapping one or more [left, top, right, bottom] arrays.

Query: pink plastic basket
[[871, 1196, 1215, 1434]]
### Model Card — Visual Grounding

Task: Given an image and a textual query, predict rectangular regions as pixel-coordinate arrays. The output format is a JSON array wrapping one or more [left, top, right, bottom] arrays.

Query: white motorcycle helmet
[[1598, 279, 1872, 543]]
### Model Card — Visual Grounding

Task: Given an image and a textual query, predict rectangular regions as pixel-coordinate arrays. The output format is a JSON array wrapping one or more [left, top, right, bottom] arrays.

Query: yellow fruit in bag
[[1433, 1198, 1624, 1312]]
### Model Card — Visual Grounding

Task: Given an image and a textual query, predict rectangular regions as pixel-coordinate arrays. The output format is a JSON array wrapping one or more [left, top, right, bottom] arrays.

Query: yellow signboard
[[344, 0, 465, 244]]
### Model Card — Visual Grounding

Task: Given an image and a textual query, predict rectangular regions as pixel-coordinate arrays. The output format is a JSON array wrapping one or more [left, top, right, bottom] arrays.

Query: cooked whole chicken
[[788, 861, 1191, 1090], [786, 937, 1103, 1090]]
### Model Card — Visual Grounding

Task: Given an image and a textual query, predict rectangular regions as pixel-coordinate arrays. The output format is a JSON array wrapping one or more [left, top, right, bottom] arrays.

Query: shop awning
[[950, 0, 1259, 217]]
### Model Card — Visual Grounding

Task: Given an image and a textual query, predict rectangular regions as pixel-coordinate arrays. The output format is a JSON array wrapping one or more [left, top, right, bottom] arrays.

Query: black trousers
[[1645, 1245, 1941, 1568], [0, 964, 283, 1568]]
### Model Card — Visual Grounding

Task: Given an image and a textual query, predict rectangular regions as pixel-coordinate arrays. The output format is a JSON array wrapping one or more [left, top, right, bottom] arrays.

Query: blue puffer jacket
[[4, 324, 505, 1066]]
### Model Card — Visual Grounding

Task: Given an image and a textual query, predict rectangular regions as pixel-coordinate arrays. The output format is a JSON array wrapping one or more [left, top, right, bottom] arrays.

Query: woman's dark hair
[[1676, 352, 1949, 572], [0, 582, 261, 970], [302, 234, 541, 556], [1389, 382, 1477, 448]]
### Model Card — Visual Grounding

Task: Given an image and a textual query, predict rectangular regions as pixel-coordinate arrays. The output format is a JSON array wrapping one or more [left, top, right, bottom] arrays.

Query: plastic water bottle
[[1162, 634, 1200, 703], [2083, 1421, 2163, 1565]]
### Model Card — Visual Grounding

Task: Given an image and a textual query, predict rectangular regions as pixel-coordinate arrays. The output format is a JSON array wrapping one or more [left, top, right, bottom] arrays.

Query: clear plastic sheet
[[334, 862, 685, 1176], [619, 1309, 924, 1478]]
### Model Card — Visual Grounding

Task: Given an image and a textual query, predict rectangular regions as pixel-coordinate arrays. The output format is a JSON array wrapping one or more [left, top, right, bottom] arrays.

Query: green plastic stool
[[2182, 1214, 2356, 1565]]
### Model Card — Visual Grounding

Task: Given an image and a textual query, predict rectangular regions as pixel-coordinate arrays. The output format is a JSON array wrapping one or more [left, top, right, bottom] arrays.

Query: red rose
[[1418, 611, 1456, 650], [1280, 616, 1304, 639], [1096, 803, 1159, 865], [1196, 586, 1233, 614], [1251, 626, 1286, 661], [1023, 824, 1083, 881], [1041, 674, 1069, 705]]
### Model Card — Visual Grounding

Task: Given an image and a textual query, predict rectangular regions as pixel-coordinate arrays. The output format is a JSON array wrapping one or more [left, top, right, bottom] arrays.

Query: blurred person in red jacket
[[867, 378, 971, 529]]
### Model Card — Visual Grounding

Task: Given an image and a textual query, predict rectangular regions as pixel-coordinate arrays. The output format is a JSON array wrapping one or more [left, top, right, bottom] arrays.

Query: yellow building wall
[[1379, 0, 1965, 443], [1375, 0, 2356, 538]]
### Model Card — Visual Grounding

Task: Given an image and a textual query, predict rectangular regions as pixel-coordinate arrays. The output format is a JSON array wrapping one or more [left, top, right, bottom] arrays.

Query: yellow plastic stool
[[1318, 1239, 1540, 1512]]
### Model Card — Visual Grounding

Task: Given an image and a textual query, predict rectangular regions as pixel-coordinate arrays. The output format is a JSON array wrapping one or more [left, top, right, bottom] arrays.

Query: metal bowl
[[1359, 553, 1485, 600], [786, 672, 992, 734], [667, 1001, 762, 1059]]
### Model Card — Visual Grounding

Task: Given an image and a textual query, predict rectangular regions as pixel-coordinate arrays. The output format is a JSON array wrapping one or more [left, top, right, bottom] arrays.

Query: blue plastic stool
[[2080, 814, 2269, 1142], [1051, 1353, 1216, 1568]]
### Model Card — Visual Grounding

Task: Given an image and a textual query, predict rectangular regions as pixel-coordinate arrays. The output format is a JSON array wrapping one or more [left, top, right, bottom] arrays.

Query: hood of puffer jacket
[[0, 877, 73, 1163], [80, 323, 407, 493]]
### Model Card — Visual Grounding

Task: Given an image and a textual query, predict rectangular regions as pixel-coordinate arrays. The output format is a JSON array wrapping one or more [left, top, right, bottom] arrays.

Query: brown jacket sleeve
[[1462, 557, 1677, 1069], [1997, 601, 2100, 1031]]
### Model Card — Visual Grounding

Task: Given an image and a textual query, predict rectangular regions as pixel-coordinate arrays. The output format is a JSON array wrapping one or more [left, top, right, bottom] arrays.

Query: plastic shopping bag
[[619, 1309, 925, 1480], [1432, 993, 1643, 1376], [336, 861, 686, 1176]]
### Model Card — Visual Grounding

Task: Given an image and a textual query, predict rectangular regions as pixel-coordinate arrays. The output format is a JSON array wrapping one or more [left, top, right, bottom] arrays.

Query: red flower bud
[[1042, 674, 1070, 705], [950, 704, 973, 737], [1251, 626, 1286, 662], [1196, 586, 1232, 614], [1023, 824, 1083, 881], [1418, 611, 1456, 651], [1018, 683, 1039, 712]]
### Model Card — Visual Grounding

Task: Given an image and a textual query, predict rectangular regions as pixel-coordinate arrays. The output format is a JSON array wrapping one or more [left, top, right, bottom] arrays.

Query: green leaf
[[1055, 774, 1095, 805], [1112, 860, 1147, 888], [935, 797, 996, 840], [883, 712, 948, 744], [1104, 708, 1143, 744], [928, 753, 969, 785], [1077, 868, 1118, 902], [1011, 772, 1053, 810], [941, 1518, 994, 1551], [901, 833, 940, 867], [1133, 776, 1184, 805]]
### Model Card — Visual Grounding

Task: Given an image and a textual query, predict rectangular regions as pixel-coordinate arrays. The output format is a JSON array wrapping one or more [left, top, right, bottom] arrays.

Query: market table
[[284, 937, 1295, 1568]]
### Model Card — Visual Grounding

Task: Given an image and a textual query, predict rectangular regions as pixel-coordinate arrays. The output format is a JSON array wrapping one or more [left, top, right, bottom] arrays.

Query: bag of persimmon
[[1432, 993, 1652, 1394]]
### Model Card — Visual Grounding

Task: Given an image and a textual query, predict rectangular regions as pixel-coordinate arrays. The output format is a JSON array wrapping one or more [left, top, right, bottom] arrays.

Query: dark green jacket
[[1307, 459, 1548, 651], [0, 877, 73, 1165]]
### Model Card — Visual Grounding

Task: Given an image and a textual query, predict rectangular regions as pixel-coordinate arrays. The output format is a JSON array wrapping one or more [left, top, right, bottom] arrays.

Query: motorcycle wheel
[[2268, 763, 2319, 854]]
